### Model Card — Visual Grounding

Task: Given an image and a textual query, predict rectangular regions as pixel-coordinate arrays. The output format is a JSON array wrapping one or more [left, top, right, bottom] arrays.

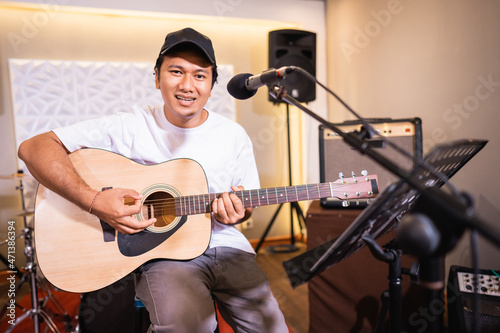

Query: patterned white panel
[[9, 58, 235, 151], [8, 59, 235, 208]]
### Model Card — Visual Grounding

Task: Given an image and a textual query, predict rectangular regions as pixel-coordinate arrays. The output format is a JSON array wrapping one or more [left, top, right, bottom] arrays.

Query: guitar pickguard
[[117, 215, 188, 257]]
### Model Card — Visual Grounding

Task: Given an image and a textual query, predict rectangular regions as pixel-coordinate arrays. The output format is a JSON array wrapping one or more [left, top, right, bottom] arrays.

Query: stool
[[134, 297, 148, 333], [134, 296, 233, 333]]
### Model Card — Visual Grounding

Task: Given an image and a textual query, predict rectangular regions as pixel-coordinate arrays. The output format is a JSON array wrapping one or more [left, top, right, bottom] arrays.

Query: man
[[18, 27, 288, 332]]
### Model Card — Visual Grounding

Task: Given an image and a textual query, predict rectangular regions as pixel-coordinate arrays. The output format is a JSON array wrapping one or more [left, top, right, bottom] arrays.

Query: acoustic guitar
[[34, 148, 379, 293]]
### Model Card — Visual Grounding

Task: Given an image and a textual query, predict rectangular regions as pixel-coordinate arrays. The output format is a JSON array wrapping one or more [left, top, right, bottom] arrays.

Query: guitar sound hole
[[142, 191, 176, 228]]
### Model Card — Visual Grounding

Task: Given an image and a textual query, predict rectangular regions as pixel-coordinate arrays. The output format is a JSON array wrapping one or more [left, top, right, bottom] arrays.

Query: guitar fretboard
[[174, 181, 375, 216]]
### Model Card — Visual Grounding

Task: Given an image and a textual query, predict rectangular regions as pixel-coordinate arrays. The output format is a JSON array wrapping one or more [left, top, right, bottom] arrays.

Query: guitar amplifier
[[319, 118, 422, 208], [447, 265, 500, 333]]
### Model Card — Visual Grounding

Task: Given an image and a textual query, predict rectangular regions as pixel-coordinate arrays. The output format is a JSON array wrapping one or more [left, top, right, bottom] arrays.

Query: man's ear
[[154, 68, 160, 89]]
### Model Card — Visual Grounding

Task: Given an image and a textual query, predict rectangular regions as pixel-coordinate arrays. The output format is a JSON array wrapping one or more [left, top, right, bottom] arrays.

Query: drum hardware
[[1, 174, 77, 333], [0, 172, 27, 180]]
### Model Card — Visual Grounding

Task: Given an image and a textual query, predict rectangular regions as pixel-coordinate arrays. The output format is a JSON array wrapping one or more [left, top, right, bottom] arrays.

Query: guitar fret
[[296, 185, 305, 201], [198, 195, 203, 213], [247, 191, 252, 206], [279, 187, 286, 203], [195, 196, 198, 214], [172, 177, 375, 216], [210, 194, 216, 212], [205, 194, 209, 213], [197, 194, 202, 214], [238, 191, 244, 207], [240, 191, 247, 208], [174, 198, 179, 216]]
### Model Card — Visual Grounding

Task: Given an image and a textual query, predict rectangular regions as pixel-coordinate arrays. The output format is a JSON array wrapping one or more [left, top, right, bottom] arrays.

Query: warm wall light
[[0, 0, 297, 29]]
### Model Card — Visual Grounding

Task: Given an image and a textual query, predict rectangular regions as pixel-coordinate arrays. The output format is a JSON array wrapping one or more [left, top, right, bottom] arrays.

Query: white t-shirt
[[53, 105, 260, 254]]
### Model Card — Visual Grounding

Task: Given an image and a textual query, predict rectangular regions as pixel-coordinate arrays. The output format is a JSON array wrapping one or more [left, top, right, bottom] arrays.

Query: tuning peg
[[355, 200, 360, 206], [361, 170, 368, 176], [339, 172, 346, 183], [351, 171, 356, 177], [342, 200, 350, 207]]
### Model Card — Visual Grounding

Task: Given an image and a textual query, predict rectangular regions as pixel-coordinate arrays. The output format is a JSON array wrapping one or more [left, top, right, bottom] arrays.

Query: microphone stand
[[268, 84, 500, 248], [254, 103, 305, 253]]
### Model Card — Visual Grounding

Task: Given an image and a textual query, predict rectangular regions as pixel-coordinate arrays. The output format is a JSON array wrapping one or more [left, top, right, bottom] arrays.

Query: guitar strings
[[134, 181, 375, 212]]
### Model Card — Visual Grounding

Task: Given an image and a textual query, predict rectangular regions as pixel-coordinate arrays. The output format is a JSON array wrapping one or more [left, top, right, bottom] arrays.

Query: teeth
[[177, 96, 194, 102]]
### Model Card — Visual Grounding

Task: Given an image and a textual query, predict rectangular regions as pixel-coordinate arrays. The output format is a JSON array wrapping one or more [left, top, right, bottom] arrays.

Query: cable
[[292, 66, 464, 198], [470, 229, 480, 333]]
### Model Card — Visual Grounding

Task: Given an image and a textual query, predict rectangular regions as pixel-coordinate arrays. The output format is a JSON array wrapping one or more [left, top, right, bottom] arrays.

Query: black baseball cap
[[158, 27, 216, 65]]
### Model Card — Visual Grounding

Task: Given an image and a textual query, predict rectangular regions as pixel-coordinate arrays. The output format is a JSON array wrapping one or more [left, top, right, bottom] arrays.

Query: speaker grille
[[268, 29, 316, 103], [319, 118, 422, 208], [448, 265, 500, 333]]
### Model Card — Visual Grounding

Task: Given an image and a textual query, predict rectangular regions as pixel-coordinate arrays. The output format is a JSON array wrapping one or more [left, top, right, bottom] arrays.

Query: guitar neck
[[175, 178, 378, 216]]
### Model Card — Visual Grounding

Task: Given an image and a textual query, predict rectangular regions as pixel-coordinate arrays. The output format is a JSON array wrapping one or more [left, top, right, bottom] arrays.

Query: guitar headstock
[[331, 170, 379, 205]]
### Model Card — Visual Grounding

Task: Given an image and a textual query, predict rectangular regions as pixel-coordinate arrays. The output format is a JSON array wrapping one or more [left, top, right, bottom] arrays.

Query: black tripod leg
[[376, 290, 389, 333], [291, 201, 306, 235], [254, 203, 284, 253], [0, 253, 23, 279]]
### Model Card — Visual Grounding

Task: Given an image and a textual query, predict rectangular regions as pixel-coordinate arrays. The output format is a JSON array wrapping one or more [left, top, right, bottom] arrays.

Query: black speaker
[[447, 265, 500, 333], [268, 29, 316, 103], [319, 118, 422, 208]]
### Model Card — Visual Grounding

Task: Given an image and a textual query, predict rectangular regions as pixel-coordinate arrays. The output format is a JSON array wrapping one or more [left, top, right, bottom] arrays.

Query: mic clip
[[269, 84, 287, 101]]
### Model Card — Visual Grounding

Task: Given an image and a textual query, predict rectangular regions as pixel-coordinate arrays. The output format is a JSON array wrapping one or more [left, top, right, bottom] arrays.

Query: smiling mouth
[[176, 96, 195, 102]]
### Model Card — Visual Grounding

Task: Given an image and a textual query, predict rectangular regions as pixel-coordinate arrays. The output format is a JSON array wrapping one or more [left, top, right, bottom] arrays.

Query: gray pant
[[135, 247, 288, 333]]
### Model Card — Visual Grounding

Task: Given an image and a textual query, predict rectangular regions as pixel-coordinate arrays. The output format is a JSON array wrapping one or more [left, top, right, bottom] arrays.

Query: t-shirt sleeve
[[52, 112, 135, 154]]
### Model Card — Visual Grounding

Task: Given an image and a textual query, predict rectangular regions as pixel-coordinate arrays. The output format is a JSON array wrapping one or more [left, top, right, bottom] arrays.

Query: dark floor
[[0, 242, 309, 333], [256, 241, 309, 333]]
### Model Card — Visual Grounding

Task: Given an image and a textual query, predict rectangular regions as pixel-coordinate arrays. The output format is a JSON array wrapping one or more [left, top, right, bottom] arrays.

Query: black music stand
[[282, 139, 488, 332]]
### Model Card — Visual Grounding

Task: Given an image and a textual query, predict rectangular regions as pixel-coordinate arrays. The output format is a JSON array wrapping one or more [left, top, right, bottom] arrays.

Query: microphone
[[227, 66, 295, 100]]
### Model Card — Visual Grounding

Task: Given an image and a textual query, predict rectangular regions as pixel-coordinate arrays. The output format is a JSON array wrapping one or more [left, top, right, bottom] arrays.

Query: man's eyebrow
[[167, 64, 210, 73]]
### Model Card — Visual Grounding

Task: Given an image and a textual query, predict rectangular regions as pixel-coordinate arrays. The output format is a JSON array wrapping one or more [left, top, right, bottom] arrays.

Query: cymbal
[[0, 173, 26, 179], [17, 210, 34, 217]]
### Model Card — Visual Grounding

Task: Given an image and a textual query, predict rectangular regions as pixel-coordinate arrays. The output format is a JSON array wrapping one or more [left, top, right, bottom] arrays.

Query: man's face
[[155, 49, 212, 128]]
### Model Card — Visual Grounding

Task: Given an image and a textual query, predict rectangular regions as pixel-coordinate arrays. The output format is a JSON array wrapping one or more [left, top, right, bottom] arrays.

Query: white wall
[[326, 0, 500, 272], [0, 0, 327, 264]]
